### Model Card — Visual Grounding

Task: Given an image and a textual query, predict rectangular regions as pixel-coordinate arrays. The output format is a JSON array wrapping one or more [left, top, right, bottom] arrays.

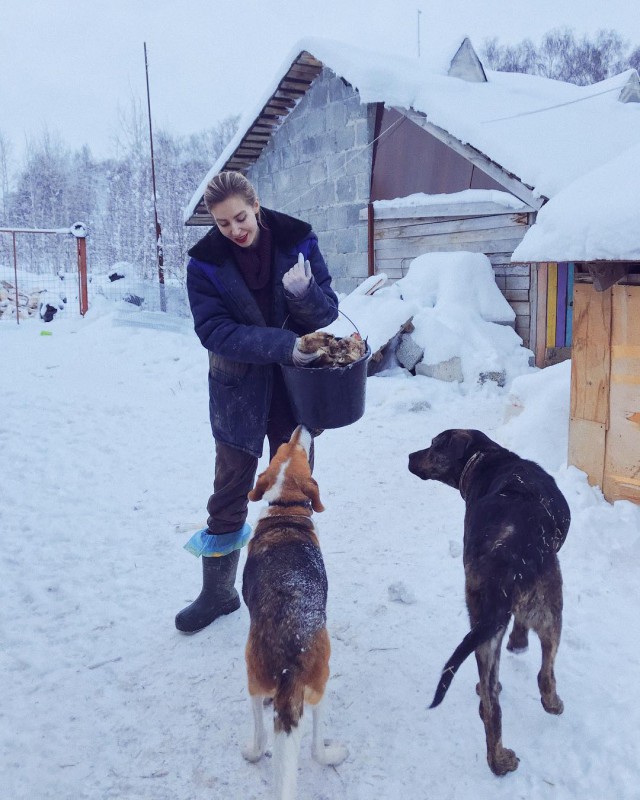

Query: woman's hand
[[292, 339, 322, 366], [283, 253, 312, 297]]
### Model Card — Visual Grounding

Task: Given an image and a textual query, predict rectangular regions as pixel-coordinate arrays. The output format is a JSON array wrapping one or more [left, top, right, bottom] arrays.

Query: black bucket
[[281, 345, 371, 429]]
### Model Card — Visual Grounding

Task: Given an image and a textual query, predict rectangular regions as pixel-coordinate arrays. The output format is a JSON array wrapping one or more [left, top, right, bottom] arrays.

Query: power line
[[482, 84, 623, 124]]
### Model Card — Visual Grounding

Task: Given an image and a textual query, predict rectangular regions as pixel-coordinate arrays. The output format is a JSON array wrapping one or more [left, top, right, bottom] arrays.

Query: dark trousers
[[206, 373, 314, 534]]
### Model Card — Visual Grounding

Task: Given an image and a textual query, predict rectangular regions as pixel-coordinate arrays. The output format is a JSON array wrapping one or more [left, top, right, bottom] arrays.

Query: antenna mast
[[144, 42, 166, 312]]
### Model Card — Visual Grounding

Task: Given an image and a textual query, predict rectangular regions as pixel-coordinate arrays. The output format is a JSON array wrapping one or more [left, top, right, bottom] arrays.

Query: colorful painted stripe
[[546, 262, 558, 348]]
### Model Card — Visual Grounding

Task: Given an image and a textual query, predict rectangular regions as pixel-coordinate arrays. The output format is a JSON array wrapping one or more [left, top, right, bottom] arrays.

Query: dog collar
[[459, 451, 485, 500], [268, 499, 313, 509]]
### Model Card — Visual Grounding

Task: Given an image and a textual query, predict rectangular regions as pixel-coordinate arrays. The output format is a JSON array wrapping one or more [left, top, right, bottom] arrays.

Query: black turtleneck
[[231, 223, 273, 323]]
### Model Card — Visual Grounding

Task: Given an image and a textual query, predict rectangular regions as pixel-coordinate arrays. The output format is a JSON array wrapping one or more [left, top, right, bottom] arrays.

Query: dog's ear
[[301, 476, 325, 512], [451, 430, 472, 461], [248, 470, 270, 502]]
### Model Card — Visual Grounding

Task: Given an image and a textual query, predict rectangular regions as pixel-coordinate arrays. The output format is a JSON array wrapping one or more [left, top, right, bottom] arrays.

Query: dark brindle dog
[[408, 429, 570, 775]]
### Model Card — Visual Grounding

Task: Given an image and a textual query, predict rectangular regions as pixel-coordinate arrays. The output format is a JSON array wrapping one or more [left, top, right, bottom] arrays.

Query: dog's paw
[[242, 741, 267, 763], [488, 746, 519, 776], [313, 740, 349, 766], [541, 694, 564, 715], [507, 631, 529, 653]]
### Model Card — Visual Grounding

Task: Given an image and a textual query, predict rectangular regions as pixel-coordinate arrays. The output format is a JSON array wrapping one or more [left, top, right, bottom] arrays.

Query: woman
[[176, 171, 339, 633]]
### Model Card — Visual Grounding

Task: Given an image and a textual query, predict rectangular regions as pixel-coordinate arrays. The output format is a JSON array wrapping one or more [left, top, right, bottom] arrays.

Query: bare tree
[[0, 130, 12, 224], [483, 28, 638, 85], [1, 109, 239, 283]]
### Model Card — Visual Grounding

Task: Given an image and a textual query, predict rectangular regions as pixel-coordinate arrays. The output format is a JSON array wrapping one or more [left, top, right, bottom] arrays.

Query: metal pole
[[144, 42, 166, 312], [417, 9, 422, 58], [12, 231, 19, 324]]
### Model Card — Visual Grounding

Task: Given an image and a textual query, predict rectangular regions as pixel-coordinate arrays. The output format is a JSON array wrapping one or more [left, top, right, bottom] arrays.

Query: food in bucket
[[297, 331, 366, 367]]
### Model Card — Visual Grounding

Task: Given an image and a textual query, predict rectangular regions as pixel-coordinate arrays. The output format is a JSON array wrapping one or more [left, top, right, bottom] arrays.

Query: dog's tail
[[273, 667, 305, 734], [429, 610, 511, 709]]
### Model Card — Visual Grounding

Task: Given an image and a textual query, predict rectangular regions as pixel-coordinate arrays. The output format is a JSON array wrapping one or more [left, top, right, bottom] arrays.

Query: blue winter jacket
[[186, 207, 339, 457]]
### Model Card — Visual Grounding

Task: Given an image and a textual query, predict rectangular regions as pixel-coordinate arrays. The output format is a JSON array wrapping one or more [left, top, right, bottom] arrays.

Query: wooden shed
[[569, 268, 640, 503], [513, 145, 640, 504]]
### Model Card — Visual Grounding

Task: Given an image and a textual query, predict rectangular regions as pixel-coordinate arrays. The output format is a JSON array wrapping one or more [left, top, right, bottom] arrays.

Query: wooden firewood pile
[[0, 280, 46, 320]]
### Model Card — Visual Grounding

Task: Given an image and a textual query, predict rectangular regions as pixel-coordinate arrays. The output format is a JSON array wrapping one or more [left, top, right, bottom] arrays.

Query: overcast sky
[[2, 0, 640, 162]]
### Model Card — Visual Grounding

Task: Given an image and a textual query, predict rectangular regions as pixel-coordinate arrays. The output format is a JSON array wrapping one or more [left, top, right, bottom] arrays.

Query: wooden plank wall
[[568, 283, 612, 490], [603, 285, 640, 503], [373, 211, 531, 341], [373, 212, 529, 277]]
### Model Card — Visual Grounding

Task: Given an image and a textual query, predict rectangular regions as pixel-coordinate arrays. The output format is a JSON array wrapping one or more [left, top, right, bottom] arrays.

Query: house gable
[[619, 70, 640, 103], [448, 37, 487, 83], [371, 107, 507, 201], [184, 41, 539, 226]]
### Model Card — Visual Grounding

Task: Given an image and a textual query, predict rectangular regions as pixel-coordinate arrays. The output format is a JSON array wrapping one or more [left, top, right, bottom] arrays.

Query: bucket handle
[[283, 308, 363, 337]]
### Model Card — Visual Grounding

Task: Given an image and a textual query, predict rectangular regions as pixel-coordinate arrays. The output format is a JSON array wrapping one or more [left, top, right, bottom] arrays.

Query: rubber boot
[[175, 550, 241, 633]]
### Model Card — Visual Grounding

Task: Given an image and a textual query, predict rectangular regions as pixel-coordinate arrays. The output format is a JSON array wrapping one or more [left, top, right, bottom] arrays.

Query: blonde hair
[[203, 171, 259, 213]]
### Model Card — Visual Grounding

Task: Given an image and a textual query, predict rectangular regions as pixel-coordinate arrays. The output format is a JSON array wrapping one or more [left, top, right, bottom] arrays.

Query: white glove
[[292, 339, 322, 366], [283, 253, 312, 297]]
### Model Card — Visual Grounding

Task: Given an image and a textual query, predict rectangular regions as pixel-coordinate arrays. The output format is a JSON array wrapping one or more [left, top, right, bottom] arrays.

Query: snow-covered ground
[[2, 287, 639, 799]]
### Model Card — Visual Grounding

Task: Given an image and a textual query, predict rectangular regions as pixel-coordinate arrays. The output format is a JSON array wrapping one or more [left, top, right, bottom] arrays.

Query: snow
[[326, 252, 530, 386], [512, 142, 640, 262], [373, 189, 529, 211], [3, 268, 640, 799], [185, 36, 640, 220]]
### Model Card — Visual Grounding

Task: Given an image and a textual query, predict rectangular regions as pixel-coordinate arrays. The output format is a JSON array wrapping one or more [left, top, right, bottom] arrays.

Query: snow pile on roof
[[512, 143, 640, 262], [325, 251, 532, 386], [186, 35, 640, 220], [373, 189, 528, 211]]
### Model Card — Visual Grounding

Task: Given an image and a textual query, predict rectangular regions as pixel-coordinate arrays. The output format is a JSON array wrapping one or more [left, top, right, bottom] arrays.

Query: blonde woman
[[176, 171, 338, 633]]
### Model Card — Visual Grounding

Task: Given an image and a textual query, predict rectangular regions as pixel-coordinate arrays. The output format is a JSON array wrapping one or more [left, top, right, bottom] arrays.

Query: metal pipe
[[144, 42, 166, 312], [12, 231, 19, 324]]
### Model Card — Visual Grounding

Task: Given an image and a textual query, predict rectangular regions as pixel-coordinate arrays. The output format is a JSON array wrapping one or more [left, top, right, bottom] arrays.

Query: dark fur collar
[[268, 499, 313, 509], [188, 207, 312, 266]]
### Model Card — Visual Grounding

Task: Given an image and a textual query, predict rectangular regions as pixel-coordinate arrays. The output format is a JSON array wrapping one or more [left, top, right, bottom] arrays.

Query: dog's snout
[[297, 425, 312, 456], [408, 449, 429, 478]]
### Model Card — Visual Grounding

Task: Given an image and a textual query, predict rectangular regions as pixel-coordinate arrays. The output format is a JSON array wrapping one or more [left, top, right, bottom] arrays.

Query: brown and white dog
[[242, 425, 347, 799]]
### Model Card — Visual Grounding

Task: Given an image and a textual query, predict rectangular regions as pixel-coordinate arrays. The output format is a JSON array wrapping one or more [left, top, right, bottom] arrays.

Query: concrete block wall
[[248, 69, 373, 294]]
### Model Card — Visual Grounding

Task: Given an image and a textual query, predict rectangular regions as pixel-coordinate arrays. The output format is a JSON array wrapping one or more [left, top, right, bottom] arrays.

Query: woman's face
[[210, 195, 260, 248]]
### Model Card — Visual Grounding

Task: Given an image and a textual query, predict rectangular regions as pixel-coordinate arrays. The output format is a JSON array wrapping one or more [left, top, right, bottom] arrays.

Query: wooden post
[[367, 202, 375, 277], [556, 262, 568, 347], [77, 236, 88, 316], [546, 262, 558, 349], [534, 263, 548, 367]]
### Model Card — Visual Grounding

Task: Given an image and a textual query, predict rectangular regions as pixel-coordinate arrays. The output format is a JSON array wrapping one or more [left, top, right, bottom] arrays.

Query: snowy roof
[[185, 36, 640, 224], [512, 143, 640, 263]]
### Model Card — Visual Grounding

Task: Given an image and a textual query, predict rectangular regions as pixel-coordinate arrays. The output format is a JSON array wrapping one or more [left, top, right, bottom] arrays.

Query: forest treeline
[[482, 27, 639, 84], [0, 104, 239, 280], [1, 27, 638, 283]]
